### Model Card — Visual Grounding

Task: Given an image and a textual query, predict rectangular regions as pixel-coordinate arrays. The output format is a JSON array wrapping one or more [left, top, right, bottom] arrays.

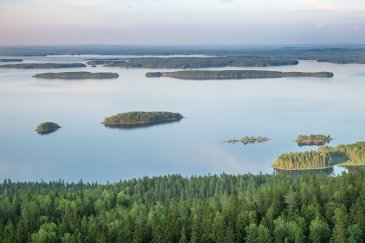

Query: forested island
[[273, 141, 365, 172], [225, 136, 270, 145], [0, 58, 22, 62], [0, 63, 86, 69], [146, 70, 334, 80], [35, 122, 61, 135], [0, 171, 365, 242], [86, 56, 298, 68], [102, 111, 183, 128], [295, 134, 333, 146], [33, 72, 119, 79]]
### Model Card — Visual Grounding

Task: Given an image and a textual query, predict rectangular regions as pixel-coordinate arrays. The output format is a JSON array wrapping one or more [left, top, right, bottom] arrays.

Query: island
[[33, 72, 119, 79], [102, 111, 184, 128], [224, 136, 270, 145], [295, 134, 333, 146], [35, 122, 61, 135], [0, 63, 86, 69], [272, 141, 365, 174], [86, 56, 299, 68], [0, 58, 23, 62], [145, 70, 334, 80]]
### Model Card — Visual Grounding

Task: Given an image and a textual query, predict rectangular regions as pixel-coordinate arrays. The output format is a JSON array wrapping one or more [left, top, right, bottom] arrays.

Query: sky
[[0, 0, 364, 45]]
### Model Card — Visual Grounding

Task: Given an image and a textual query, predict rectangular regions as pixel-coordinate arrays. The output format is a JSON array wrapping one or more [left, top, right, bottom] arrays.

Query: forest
[[1, 45, 364, 64], [102, 111, 183, 128], [33, 72, 119, 80], [273, 142, 365, 170], [0, 171, 364, 242], [145, 70, 334, 80]]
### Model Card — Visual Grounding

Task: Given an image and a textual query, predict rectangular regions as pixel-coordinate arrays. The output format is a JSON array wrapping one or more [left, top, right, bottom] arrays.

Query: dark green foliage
[[273, 151, 335, 170], [296, 134, 333, 147], [0, 63, 86, 69], [146, 70, 334, 80], [0, 172, 365, 242], [35, 122, 61, 135], [102, 111, 183, 128], [33, 72, 119, 79], [273, 142, 365, 170]]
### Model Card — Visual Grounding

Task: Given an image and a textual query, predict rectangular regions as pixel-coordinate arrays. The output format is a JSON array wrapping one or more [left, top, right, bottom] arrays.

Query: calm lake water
[[0, 55, 364, 182]]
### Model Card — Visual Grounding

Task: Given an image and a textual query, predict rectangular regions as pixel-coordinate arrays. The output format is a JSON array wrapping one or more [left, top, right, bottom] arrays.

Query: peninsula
[[145, 70, 334, 80], [295, 134, 333, 146], [272, 141, 365, 172], [33, 72, 119, 79], [0, 63, 86, 69], [102, 111, 184, 128], [35, 122, 61, 135]]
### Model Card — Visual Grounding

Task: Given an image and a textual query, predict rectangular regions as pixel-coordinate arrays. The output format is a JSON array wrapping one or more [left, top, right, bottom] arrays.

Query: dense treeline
[[146, 70, 334, 80], [273, 142, 365, 170], [87, 56, 299, 68], [33, 72, 119, 80], [337, 142, 365, 166], [273, 151, 334, 170], [102, 111, 183, 128], [1, 45, 364, 64], [0, 63, 86, 69], [1, 172, 365, 242]]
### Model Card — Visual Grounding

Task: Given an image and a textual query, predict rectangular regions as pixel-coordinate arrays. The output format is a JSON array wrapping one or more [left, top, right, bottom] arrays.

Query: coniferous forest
[[1, 171, 365, 243]]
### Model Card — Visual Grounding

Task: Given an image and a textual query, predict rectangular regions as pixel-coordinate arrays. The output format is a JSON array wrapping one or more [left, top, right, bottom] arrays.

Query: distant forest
[[1, 171, 365, 242], [0, 45, 364, 64]]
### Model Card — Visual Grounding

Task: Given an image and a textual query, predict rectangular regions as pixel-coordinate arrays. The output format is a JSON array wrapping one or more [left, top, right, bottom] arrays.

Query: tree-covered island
[[33, 72, 119, 79], [0, 63, 86, 69], [35, 122, 61, 135], [102, 111, 184, 128], [295, 134, 333, 146], [225, 136, 270, 145], [145, 70, 334, 80]]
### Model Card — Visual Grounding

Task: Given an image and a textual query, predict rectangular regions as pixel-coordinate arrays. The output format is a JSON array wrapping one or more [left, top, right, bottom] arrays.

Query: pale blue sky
[[0, 0, 364, 45]]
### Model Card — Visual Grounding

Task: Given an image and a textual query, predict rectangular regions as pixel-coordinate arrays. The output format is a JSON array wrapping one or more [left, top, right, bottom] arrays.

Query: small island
[[0, 63, 86, 69], [224, 136, 270, 145], [33, 72, 119, 79], [102, 111, 184, 128], [295, 134, 333, 146], [0, 59, 23, 62], [145, 70, 334, 80], [35, 122, 61, 135]]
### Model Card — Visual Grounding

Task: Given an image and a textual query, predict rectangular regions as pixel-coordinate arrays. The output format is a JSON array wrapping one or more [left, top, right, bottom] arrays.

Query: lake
[[0, 55, 364, 182]]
